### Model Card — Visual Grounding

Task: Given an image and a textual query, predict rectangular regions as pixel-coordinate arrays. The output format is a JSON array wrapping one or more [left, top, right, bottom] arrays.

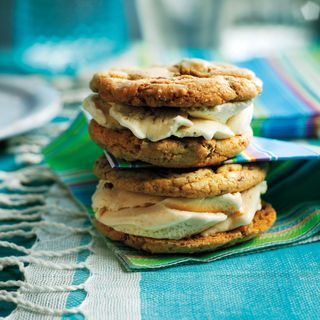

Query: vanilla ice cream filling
[[83, 95, 254, 142], [93, 181, 267, 240]]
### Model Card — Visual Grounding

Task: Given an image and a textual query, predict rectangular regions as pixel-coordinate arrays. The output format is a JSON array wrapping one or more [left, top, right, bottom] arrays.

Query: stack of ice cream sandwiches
[[84, 59, 276, 254]]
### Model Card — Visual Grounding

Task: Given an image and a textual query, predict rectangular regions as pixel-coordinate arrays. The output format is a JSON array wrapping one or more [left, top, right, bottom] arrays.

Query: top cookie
[[90, 59, 262, 108]]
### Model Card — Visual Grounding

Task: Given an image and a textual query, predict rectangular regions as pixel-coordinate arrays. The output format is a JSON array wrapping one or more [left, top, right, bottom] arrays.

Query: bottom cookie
[[93, 202, 276, 254]]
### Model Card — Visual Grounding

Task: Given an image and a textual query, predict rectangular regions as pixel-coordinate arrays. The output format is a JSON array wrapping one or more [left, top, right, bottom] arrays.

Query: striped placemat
[[43, 113, 320, 271], [240, 49, 320, 138]]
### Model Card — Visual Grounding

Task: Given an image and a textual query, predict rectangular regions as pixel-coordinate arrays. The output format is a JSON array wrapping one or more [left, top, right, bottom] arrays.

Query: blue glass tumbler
[[0, 0, 128, 75]]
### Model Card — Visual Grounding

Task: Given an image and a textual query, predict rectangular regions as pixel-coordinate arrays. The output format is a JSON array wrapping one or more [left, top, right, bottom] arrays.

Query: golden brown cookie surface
[[94, 203, 276, 254], [93, 155, 267, 198], [90, 59, 262, 107], [89, 120, 251, 168]]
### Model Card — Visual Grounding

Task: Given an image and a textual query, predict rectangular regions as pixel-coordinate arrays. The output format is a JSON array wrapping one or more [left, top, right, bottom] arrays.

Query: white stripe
[[81, 232, 141, 320], [104, 150, 117, 168]]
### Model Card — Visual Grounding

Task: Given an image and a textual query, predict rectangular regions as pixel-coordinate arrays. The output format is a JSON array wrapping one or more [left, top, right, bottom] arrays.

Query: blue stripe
[[281, 55, 320, 104], [260, 118, 308, 138], [239, 59, 313, 117], [69, 183, 97, 207], [253, 137, 319, 159], [140, 242, 320, 320]]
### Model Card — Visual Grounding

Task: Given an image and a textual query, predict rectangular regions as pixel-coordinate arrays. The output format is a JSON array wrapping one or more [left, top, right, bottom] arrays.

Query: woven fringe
[[0, 166, 96, 318]]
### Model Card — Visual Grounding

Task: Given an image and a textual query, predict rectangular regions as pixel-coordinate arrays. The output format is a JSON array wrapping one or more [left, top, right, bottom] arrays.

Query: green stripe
[[44, 114, 85, 156], [44, 114, 101, 174]]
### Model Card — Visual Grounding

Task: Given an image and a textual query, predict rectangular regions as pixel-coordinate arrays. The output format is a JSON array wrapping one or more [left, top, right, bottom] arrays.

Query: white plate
[[0, 75, 61, 141]]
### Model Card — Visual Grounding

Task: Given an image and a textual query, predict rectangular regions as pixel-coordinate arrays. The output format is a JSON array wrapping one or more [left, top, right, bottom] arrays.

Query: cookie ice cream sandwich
[[84, 59, 262, 168], [92, 156, 276, 254]]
